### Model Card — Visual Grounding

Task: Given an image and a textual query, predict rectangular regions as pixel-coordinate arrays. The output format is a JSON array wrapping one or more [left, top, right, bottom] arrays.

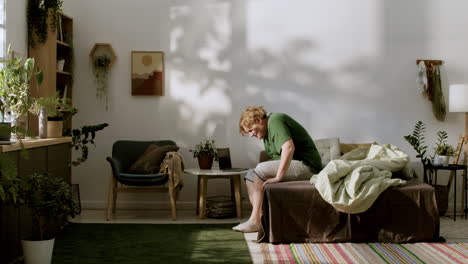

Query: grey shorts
[[244, 160, 314, 182]]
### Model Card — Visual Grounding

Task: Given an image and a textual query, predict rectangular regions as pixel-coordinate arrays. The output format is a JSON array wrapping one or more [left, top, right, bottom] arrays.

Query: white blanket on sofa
[[310, 144, 407, 214]]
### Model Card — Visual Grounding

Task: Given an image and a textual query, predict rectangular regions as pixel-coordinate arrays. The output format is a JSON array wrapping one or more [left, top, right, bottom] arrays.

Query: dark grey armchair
[[106, 140, 179, 220]]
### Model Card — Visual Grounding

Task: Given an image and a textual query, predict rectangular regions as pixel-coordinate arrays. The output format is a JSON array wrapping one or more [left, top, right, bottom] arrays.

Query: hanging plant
[[92, 55, 111, 109], [27, 0, 63, 47]]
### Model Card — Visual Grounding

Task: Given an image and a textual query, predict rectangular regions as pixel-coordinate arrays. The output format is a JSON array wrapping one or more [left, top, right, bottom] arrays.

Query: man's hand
[[262, 177, 281, 189]]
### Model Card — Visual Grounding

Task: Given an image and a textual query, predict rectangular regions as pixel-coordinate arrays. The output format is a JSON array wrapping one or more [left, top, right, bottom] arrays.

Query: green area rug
[[53, 223, 251, 264]]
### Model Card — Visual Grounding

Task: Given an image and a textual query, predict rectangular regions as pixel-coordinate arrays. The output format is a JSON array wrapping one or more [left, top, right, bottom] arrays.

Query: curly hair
[[238, 106, 268, 135]]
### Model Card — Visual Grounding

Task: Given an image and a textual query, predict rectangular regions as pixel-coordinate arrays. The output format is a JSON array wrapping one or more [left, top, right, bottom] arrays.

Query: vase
[[12, 114, 27, 139], [38, 107, 48, 138], [198, 155, 214, 169]]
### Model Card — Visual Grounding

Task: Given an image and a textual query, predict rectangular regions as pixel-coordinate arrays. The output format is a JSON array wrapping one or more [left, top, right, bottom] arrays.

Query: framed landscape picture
[[131, 51, 164, 96]]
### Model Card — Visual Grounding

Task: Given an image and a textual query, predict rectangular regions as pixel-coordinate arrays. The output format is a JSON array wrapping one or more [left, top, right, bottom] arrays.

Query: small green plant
[[20, 173, 77, 240], [29, 92, 74, 119], [434, 131, 455, 156], [190, 139, 218, 159], [404, 121, 432, 166]]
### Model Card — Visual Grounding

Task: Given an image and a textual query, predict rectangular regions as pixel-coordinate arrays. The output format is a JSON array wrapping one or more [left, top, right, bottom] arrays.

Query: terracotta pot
[[197, 155, 214, 169]]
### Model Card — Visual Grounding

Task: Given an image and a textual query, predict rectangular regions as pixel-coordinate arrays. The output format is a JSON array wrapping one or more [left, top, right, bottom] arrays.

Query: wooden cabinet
[[0, 138, 71, 264], [28, 11, 74, 136]]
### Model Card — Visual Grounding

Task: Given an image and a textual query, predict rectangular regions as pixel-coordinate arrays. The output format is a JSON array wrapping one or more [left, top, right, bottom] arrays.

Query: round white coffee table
[[184, 168, 248, 219]]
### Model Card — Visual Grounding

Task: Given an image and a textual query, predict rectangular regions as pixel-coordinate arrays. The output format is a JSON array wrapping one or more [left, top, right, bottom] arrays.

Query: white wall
[[56, 0, 467, 210], [5, 0, 26, 55]]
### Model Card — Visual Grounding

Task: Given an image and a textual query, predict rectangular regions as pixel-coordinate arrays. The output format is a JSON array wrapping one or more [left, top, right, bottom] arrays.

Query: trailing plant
[[27, 0, 63, 47], [68, 123, 109, 166], [434, 131, 455, 156], [190, 139, 218, 159], [92, 55, 112, 109], [403, 121, 432, 166], [20, 173, 77, 240]]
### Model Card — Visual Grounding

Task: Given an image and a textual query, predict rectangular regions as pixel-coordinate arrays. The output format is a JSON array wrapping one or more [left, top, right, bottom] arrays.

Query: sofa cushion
[[128, 144, 179, 174], [314, 138, 341, 166]]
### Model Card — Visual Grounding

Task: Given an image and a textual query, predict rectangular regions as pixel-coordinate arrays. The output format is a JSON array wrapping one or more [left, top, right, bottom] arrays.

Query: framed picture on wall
[[131, 51, 164, 96]]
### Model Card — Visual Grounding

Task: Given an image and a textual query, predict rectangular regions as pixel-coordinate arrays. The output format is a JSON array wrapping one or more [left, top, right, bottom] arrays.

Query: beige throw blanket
[[310, 144, 407, 214], [160, 151, 184, 199]]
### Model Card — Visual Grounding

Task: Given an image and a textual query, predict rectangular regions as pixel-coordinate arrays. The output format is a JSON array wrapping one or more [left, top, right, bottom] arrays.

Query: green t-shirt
[[263, 113, 322, 173]]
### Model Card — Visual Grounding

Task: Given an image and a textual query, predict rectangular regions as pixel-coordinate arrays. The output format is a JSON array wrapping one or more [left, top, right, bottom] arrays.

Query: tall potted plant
[[0, 44, 43, 139], [190, 139, 218, 169], [19, 173, 77, 264]]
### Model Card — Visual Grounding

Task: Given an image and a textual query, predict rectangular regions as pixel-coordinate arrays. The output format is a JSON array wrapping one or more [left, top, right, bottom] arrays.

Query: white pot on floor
[[21, 238, 55, 264]]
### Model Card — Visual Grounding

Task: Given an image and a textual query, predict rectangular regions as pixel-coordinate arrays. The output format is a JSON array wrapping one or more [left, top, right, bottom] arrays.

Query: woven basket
[[206, 196, 236, 219]]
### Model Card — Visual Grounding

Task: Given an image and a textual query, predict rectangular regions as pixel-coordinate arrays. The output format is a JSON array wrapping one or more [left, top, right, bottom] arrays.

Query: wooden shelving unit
[[28, 11, 74, 136]]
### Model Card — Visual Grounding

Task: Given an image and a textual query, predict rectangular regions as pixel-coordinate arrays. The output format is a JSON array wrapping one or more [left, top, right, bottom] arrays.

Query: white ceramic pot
[[47, 120, 63, 138], [434, 155, 450, 166], [21, 238, 55, 264]]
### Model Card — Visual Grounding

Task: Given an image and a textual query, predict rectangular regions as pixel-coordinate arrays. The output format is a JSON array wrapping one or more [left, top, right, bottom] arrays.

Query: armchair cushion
[[118, 172, 169, 186], [128, 144, 179, 174]]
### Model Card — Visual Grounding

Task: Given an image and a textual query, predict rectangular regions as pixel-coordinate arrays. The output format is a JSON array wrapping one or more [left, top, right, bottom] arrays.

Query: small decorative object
[[131, 51, 164, 96], [89, 43, 116, 110], [415, 60, 446, 121], [57, 59, 65, 71], [190, 139, 218, 169], [38, 106, 48, 138], [433, 131, 455, 166]]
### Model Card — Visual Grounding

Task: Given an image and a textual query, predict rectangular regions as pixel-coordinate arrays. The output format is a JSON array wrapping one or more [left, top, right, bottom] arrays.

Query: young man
[[233, 106, 322, 233]]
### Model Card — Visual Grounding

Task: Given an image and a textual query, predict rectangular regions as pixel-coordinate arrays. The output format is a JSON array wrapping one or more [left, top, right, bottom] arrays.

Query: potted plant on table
[[190, 139, 218, 169], [433, 131, 455, 166], [19, 173, 77, 264], [0, 44, 43, 139], [29, 92, 74, 138]]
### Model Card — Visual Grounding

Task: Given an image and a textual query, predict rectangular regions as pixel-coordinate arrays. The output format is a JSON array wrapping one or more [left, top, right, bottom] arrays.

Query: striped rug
[[261, 243, 467, 264]]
